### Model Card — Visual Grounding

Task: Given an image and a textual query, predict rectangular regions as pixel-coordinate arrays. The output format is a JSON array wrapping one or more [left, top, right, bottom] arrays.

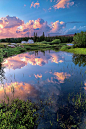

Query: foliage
[[60, 45, 71, 51], [73, 31, 86, 48], [0, 98, 39, 129], [52, 39, 61, 44]]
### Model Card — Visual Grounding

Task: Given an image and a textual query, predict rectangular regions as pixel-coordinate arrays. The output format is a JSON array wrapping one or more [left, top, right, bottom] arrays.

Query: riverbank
[[62, 47, 86, 55]]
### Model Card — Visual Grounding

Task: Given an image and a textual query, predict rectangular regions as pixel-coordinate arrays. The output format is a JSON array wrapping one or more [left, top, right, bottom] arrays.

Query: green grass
[[65, 48, 86, 55], [0, 98, 39, 129]]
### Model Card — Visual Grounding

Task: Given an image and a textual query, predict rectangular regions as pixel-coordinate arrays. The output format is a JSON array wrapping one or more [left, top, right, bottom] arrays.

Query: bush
[[73, 31, 86, 48], [52, 39, 61, 44], [40, 41, 48, 44]]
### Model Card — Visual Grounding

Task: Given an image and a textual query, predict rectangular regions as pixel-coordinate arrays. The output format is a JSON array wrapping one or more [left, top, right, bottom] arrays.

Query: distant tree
[[74, 33, 77, 35], [34, 32, 35, 37], [36, 33, 37, 37], [43, 32, 45, 37]]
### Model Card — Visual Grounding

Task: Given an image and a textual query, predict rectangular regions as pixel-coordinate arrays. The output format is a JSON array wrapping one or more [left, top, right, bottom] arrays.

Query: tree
[[36, 33, 37, 37], [73, 31, 86, 48]]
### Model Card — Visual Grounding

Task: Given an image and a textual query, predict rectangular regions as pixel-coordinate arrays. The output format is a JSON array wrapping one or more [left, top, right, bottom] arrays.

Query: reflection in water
[[0, 63, 5, 86], [72, 54, 86, 67], [54, 72, 71, 83], [2, 51, 64, 69], [1, 50, 86, 128], [84, 80, 86, 90], [34, 74, 42, 78], [0, 82, 38, 103]]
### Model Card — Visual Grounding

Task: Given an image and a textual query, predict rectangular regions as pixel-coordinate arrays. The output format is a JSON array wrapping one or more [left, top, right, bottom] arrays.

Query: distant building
[[21, 40, 34, 44]]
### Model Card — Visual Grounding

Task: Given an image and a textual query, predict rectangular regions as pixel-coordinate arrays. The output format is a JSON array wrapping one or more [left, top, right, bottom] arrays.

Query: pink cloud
[[53, 0, 74, 9], [50, 20, 66, 33], [30, 2, 40, 8], [0, 16, 66, 39]]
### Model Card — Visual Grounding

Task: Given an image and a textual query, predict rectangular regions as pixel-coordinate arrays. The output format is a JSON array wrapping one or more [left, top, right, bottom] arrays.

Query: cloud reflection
[[84, 80, 86, 90], [3, 51, 64, 70], [54, 72, 71, 83], [0, 82, 37, 103]]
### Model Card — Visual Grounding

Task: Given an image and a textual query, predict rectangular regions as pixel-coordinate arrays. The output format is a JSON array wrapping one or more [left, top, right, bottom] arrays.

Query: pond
[[0, 50, 86, 128]]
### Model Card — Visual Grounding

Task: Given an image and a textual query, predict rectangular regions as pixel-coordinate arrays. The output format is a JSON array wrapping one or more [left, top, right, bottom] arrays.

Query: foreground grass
[[0, 98, 39, 129], [0, 91, 86, 129]]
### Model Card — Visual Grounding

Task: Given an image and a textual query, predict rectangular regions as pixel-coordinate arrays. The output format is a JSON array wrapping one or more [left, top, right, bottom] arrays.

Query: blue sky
[[0, 0, 86, 38]]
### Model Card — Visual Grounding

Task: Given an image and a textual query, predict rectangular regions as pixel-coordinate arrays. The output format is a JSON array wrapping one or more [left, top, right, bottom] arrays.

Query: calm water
[[0, 50, 86, 128]]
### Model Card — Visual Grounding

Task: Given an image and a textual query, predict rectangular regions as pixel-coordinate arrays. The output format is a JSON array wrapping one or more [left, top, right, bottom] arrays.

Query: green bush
[[73, 31, 86, 48], [0, 98, 39, 129], [40, 41, 48, 44], [52, 39, 61, 44], [60, 45, 69, 51]]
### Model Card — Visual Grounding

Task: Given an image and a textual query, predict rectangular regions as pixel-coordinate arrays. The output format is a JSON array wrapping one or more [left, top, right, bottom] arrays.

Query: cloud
[[0, 16, 66, 38], [64, 25, 86, 35], [0, 15, 24, 38], [30, 2, 40, 8], [53, 0, 74, 9], [50, 20, 66, 33]]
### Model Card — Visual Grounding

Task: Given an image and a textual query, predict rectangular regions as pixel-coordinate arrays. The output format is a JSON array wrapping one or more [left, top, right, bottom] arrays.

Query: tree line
[[0, 32, 73, 43]]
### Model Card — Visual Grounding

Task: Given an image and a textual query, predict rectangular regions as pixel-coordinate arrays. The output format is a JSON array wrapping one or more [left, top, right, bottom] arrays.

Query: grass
[[60, 47, 86, 55], [0, 98, 39, 129], [0, 91, 85, 129]]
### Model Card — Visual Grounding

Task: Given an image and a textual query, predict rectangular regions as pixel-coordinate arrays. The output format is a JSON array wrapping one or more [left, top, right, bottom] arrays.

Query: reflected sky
[[1, 50, 86, 105]]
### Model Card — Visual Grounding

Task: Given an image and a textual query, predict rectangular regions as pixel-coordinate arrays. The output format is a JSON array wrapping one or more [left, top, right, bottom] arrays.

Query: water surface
[[0, 50, 86, 128]]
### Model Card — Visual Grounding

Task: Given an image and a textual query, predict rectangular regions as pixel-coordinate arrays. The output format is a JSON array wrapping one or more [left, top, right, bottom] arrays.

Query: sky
[[0, 0, 86, 39]]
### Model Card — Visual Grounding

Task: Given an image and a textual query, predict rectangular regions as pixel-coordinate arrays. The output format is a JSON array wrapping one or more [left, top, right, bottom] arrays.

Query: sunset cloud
[[50, 20, 66, 33], [0, 16, 66, 39], [53, 0, 74, 9], [30, 2, 40, 8]]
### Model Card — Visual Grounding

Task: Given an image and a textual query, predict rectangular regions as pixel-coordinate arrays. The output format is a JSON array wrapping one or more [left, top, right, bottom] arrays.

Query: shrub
[[52, 39, 61, 44], [73, 31, 86, 48], [60, 45, 68, 51], [40, 41, 48, 44]]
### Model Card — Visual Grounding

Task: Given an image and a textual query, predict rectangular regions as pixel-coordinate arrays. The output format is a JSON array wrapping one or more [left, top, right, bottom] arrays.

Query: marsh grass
[[0, 97, 39, 129]]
